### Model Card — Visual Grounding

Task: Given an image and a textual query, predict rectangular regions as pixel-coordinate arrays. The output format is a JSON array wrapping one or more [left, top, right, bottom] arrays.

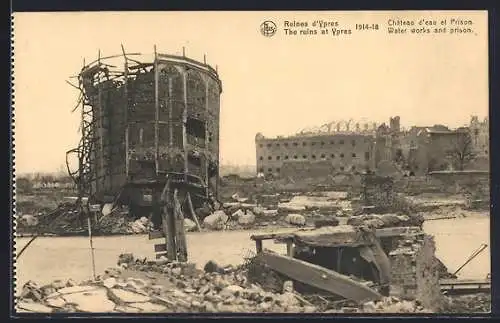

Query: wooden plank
[[154, 243, 167, 253], [148, 230, 164, 240], [256, 252, 382, 302]]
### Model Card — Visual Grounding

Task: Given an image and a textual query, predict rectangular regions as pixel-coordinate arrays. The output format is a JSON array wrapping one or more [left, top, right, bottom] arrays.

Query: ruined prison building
[[67, 48, 222, 217], [255, 121, 379, 178]]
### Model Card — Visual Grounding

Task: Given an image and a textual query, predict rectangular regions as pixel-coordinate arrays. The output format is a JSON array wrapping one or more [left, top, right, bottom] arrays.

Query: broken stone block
[[277, 292, 300, 308], [104, 267, 122, 278], [219, 285, 244, 298], [231, 209, 245, 220], [128, 302, 167, 312], [50, 280, 67, 290], [66, 279, 77, 287], [21, 281, 44, 302], [114, 305, 141, 313], [238, 211, 256, 225], [362, 301, 377, 312], [109, 288, 151, 303], [303, 305, 317, 313], [51, 285, 100, 297], [16, 301, 53, 313], [46, 297, 66, 308], [282, 281, 294, 293], [217, 303, 241, 312], [262, 209, 279, 216], [252, 206, 265, 216], [285, 214, 306, 226], [184, 218, 197, 232], [203, 210, 228, 230], [103, 277, 118, 289], [62, 287, 116, 312], [117, 253, 135, 266], [126, 277, 148, 290]]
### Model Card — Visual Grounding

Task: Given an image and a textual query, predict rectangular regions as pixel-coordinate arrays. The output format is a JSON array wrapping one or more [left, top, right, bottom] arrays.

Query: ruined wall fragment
[[388, 234, 442, 311]]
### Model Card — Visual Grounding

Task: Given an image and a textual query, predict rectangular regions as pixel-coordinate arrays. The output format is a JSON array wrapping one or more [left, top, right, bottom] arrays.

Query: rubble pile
[[17, 254, 435, 314], [441, 293, 491, 313], [97, 216, 153, 235], [20, 203, 87, 236], [346, 213, 424, 229]]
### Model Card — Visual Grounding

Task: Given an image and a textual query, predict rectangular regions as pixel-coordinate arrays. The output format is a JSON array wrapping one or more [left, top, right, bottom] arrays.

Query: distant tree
[[446, 132, 476, 171], [427, 157, 438, 173], [16, 176, 33, 193]]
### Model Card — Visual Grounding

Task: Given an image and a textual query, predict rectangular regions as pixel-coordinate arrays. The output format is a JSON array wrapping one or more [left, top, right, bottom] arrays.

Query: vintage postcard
[[13, 10, 490, 315]]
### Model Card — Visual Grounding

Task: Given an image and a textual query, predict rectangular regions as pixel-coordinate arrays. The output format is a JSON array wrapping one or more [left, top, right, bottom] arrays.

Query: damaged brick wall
[[388, 234, 442, 311]]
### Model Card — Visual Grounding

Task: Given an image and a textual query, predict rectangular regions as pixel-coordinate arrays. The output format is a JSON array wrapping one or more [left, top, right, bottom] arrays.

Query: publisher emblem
[[260, 21, 277, 37]]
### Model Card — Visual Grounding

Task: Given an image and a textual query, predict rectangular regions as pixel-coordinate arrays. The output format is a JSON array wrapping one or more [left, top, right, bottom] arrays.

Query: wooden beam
[[255, 240, 263, 253], [154, 46, 160, 175], [154, 243, 167, 253], [182, 70, 188, 181], [286, 240, 294, 257], [186, 192, 202, 231], [173, 189, 188, 262], [256, 252, 382, 302], [149, 230, 164, 240], [161, 180, 176, 261]]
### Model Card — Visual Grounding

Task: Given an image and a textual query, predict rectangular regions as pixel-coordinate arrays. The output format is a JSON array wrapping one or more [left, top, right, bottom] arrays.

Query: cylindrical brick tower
[[67, 48, 222, 215]]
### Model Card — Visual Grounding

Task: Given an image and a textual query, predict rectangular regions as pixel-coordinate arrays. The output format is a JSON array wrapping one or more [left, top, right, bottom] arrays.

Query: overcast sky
[[13, 11, 488, 174]]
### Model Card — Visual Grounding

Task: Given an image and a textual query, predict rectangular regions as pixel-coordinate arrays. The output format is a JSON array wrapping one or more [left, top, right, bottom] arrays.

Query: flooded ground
[[14, 216, 490, 296]]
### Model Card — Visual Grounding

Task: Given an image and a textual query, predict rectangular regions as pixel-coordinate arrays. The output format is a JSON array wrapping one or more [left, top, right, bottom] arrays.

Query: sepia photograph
[[13, 10, 490, 315]]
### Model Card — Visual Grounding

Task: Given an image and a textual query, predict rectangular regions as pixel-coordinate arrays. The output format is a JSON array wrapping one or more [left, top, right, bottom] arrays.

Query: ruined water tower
[[66, 46, 222, 218]]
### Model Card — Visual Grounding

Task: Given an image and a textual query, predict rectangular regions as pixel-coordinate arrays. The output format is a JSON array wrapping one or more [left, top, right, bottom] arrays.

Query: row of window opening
[[259, 139, 369, 148], [260, 165, 358, 173], [260, 152, 370, 161]]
